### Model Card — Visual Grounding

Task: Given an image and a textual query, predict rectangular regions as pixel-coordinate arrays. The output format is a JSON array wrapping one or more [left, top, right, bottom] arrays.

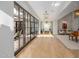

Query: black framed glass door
[[14, 2, 39, 56]]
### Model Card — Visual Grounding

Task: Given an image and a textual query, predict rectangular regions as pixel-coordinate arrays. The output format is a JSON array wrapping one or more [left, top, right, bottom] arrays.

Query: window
[[14, 2, 26, 55], [14, 2, 39, 56]]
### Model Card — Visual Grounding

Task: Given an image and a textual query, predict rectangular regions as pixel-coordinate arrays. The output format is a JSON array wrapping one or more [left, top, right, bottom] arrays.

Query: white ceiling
[[28, 1, 71, 21]]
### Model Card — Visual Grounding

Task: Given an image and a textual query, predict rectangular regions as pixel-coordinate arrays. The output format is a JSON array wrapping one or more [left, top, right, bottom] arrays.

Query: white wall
[[0, 1, 13, 17], [0, 1, 14, 57], [72, 15, 79, 31], [57, 1, 79, 32], [38, 21, 41, 34], [53, 20, 58, 34], [58, 13, 73, 30]]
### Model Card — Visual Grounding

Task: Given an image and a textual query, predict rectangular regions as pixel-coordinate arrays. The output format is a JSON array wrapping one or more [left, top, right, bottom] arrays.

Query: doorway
[[40, 21, 53, 34]]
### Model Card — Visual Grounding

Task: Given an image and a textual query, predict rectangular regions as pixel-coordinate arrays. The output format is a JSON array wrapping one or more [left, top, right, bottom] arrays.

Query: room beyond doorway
[[40, 21, 53, 34]]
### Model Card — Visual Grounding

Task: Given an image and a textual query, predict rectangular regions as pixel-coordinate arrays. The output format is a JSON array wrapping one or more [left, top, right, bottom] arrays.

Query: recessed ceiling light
[[54, 3, 60, 7], [51, 2, 60, 7]]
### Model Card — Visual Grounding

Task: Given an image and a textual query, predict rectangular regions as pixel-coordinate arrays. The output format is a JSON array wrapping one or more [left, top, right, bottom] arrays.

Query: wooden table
[[69, 31, 79, 42]]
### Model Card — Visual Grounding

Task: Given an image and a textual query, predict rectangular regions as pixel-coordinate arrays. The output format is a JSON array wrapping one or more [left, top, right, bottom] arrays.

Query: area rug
[[55, 35, 79, 50]]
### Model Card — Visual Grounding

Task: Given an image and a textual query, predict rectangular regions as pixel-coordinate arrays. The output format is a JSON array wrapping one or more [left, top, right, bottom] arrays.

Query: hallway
[[1, 1, 79, 58], [16, 34, 79, 58]]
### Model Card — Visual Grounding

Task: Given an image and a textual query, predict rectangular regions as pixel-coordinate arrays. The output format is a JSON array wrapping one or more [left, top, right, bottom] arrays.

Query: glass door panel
[[20, 36, 23, 48], [20, 8, 23, 21], [14, 4, 19, 21], [14, 38, 19, 52], [14, 2, 39, 56]]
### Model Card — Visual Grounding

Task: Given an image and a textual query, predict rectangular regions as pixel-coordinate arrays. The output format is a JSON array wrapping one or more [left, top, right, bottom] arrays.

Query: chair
[[69, 31, 79, 42]]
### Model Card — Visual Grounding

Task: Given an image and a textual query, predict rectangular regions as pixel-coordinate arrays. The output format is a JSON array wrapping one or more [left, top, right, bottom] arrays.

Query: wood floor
[[16, 34, 79, 58]]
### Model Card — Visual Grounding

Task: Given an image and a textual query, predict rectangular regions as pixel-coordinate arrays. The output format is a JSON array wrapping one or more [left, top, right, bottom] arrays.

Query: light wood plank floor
[[16, 34, 79, 58]]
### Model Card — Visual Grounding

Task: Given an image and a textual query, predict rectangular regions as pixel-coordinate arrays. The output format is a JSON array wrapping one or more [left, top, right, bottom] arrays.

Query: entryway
[[40, 21, 53, 34]]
